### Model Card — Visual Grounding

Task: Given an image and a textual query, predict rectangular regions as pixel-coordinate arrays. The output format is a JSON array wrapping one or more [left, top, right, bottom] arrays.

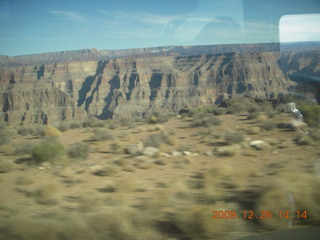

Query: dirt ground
[[0, 112, 319, 240]]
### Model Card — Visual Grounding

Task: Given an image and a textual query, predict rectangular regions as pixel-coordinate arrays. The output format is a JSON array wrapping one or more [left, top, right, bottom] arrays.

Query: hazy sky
[[0, 0, 319, 56]]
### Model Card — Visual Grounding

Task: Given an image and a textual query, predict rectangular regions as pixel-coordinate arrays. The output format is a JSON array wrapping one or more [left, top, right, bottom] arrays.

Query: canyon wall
[[0, 51, 295, 124]]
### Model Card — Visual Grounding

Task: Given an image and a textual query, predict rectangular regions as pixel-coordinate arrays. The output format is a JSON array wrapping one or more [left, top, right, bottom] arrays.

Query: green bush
[[299, 104, 320, 127], [68, 142, 90, 159], [31, 141, 65, 164], [224, 130, 244, 144], [93, 129, 113, 141]]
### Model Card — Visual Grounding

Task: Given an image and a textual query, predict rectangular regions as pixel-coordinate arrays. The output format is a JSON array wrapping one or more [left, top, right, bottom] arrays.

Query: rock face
[[0, 51, 295, 124]]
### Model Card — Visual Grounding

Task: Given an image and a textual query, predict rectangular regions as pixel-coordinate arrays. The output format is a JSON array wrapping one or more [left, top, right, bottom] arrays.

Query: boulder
[[250, 140, 270, 150]]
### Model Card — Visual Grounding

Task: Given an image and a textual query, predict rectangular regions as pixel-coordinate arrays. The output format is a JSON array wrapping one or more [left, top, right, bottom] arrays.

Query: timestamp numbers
[[212, 210, 308, 220]]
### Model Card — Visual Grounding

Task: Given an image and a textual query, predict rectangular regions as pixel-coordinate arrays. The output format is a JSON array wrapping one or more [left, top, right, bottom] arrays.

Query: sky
[[0, 0, 320, 56]]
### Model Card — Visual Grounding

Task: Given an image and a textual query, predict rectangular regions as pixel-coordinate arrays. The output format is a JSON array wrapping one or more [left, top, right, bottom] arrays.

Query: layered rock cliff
[[0, 51, 295, 124]]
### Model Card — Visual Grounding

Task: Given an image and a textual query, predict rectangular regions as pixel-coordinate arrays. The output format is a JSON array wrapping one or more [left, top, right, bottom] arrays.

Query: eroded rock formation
[[0, 51, 296, 124]]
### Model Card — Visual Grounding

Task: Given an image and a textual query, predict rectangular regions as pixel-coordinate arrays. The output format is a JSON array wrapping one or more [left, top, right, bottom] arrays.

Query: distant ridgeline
[[0, 42, 319, 124], [0, 43, 284, 66]]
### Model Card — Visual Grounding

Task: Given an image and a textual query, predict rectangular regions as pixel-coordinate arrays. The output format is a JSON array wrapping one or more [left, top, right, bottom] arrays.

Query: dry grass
[[174, 202, 249, 239], [93, 165, 120, 176], [256, 171, 320, 230], [0, 105, 319, 240], [224, 130, 244, 145], [33, 183, 60, 204], [0, 144, 15, 155], [0, 159, 15, 173], [15, 176, 34, 185]]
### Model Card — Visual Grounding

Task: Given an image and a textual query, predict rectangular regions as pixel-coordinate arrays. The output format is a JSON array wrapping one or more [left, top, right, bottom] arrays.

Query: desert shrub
[[190, 113, 221, 127], [166, 135, 177, 145], [265, 106, 276, 117], [224, 130, 244, 144], [70, 121, 82, 129], [247, 112, 260, 120], [212, 107, 226, 115], [159, 143, 171, 153], [0, 144, 15, 155], [58, 122, 71, 132], [309, 128, 320, 141], [110, 141, 122, 153], [119, 118, 136, 128], [33, 125, 45, 138], [256, 114, 268, 122], [15, 176, 34, 185], [299, 104, 320, 127], [15, 142, 33, 155], [33, 183, 59, 204], [147, 112, 169, 124], [248, 105, 261, 113], [83, 117, 105, 128], [93, 165, 120, 176], [0, 129, 10, 145], [108, 121, 118, 130], [0, 159, 15, 173], [93, 129, 113, 141], [1, 216, 62, 240], [176, 144, 192, 152], [68, 142, 90, 159], [31, 141, 65, 164], [17, 126, 35, 136], [224, 98, 255, 114], [143, 133, 167, 148], [261, 120, 276, 131], [58, 121, 82, 131], [44, 126, 61, 139]]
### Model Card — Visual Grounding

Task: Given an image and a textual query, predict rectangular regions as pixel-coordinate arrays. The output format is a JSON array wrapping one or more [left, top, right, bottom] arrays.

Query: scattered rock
[[171, 151, 182, 156], [250, 140, 270, 150], [134, 156, 149, 162], [182, 151, 192, 156], [159, 152, 170, 157], [142, 147, 159, 157]]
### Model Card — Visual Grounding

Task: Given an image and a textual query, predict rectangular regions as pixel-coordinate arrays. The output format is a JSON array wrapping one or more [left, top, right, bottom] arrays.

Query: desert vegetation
[[0, 98, 319, 240]]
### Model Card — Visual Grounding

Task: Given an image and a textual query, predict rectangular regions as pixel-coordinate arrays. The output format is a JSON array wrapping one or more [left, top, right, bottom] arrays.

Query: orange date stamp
[[211, 210, 307, 220]]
